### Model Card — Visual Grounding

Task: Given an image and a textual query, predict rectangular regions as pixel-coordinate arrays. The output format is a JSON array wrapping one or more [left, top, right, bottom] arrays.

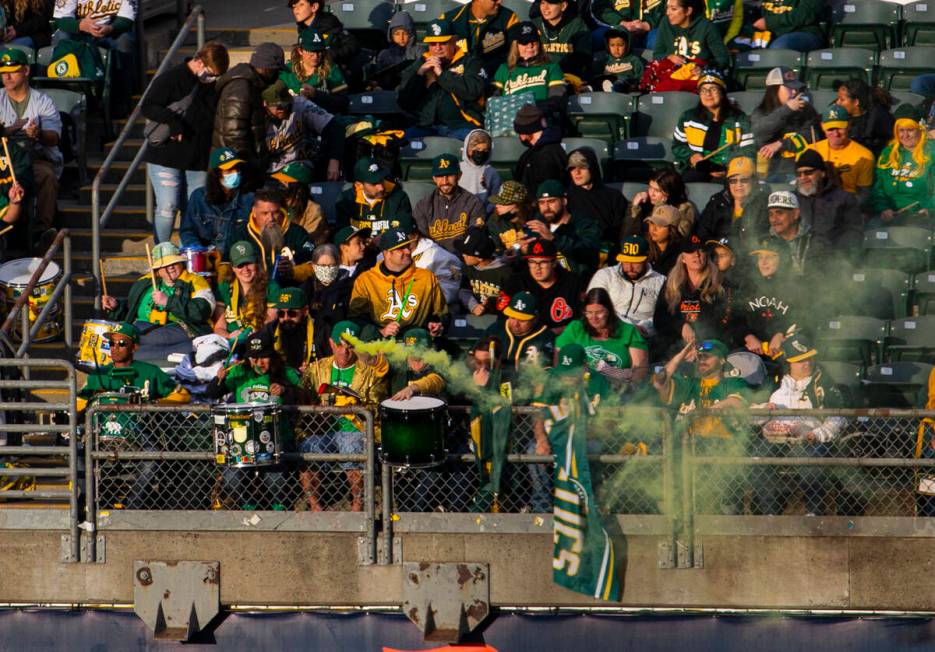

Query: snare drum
[[92, 391, 143, 444], [76, 319, 118, 369], [181, 245, 217, 277], [379, 396, 448, 468], [0, 258, 62, 342], [213, 402, 281, 467]]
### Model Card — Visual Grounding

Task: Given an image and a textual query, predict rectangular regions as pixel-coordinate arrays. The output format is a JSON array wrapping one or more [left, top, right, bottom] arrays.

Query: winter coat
[[513, 126, 567, 195], [212, 63, 269, 166], [795, 178, 863, 254], [398, 49, 486, 131], [871, 140, 935, 215], [765, 371, 849, 443], [375, 11, 423, 74], [179, 188, 254, 256]]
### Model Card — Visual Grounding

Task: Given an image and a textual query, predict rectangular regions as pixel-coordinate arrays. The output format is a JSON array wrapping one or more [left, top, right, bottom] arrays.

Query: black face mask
[[470, 150, 490, 165]]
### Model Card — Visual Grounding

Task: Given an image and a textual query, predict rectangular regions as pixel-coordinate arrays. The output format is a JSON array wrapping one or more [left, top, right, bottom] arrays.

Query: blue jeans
[[221, 466, 289, 509], [771, 32, 824, 52], [644, 28, 657, 50], [147, 164, 206, 243], [404, 125, 474, 141], [300, 430, 363, 470], [8, 36, 35, 48], [911, 73, 935, 99]]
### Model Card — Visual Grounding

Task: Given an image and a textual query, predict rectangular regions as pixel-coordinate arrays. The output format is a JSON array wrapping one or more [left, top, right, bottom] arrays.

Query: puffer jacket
[[212, 63, 269, 166]]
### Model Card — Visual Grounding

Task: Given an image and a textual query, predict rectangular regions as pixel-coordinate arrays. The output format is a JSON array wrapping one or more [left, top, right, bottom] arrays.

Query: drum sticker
[[214, 415, 227, 425], [260, 431, 271, 444], [266, 443, 275, 453], [233, 427, 248, 443], [230, 444, 242, 456], [216, 454, 226, 464], [215, 432, 227, 446], [245, 440, 257, 455], [253, 410, 264, 423]]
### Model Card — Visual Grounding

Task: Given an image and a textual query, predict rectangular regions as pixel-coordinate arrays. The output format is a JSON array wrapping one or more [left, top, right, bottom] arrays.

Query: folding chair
[[816, 315, 888, 366], [863, 361, 933, 408], [912, 271, 935, 316], [885, 316, 935, 362], [862, 227, 933, 275], [33, 45, 113, 140], [631, 91, 699, 138], [726, 90, 764, 116], [611, 138, 675, 182], [43, 88, 87, 184], [831, 0, 901, 50], [347, 90, 400, 116], [878, 47, 935, 91], [846, 268, 911, 319], [902, 1, 935, 46], [566, 92, 637, 144], [490, 135, 528, 181], [685, 182, 723, 212], [402, 180, 437, 208], [310, 181, 350, 225]]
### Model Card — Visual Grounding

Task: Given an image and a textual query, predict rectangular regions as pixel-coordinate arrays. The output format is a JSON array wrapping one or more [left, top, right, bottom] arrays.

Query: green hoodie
[[652, 15, 730, 71], [398, 48, 486, 131]]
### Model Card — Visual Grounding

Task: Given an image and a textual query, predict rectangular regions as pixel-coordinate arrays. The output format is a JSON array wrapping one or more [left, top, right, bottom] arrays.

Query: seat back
[[863, 227, 933, 274], [864, 361, 934, 407], [831, 0, 901, 49], [310, 181, 350, 225], [566, 92, 637, 143], [734, 49, 804, 89], [913, 271, 935, 315], [402, 180, 437, 207], [348, 90, 400, 115], [726, 90, 764, 116], [878, 47, 935, 90], [804, 48, 876, 89], [816, 315, 889, 366], [885, 315, 935, 361], [632, 92, 699, 138], [903, 1, 935, 46], [848, 268, 911, 319], [399, 136, 462, 180]]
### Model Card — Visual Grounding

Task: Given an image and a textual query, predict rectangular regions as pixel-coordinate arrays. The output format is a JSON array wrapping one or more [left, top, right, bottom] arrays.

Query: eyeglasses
[[728, 177, 753, 185], [110, 340, 132, 348], [277, 309, 302, 318], [795, 169, 818, 177], [699, 87, 721, 95]]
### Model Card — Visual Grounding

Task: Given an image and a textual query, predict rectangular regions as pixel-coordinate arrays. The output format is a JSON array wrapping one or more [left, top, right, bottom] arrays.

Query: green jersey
[[215, 280, 281, 333], [279, 62, 347, 95], [330, 362, 359, 432], [80, 360, 180, 402], [663, 374, 749, 440], [555, 320, 647, 372], [493, 61, 565, 101], [593, 0, 664, 27]]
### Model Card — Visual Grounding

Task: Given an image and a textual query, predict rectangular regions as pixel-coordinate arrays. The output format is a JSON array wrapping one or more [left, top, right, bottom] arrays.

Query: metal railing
[[0, 229, 73, 359], [90, 6, 206, 309]]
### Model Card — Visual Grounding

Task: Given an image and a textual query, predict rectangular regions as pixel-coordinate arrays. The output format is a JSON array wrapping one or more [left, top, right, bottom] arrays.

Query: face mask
[[221, 171, 241, 189], [470, 150, 490, 165], [314, 264, 339, 285], [197, 69, 218, 84]]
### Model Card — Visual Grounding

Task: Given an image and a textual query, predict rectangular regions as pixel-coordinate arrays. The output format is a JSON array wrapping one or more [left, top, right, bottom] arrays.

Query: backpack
[[143, 83, 199, 147]]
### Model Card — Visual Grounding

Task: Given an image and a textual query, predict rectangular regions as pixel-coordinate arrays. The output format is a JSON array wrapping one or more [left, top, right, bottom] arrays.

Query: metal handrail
[[0, 229, 73, 358], [91, 6, 206, 310]]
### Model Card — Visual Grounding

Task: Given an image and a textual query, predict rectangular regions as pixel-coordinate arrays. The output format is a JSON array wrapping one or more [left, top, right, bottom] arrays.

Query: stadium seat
[[685, 182, 723, 212], [325, 0, 394, 34], [402, 180, 436, 207], [846, 268, 911, 319], [889, 90, 926, 109], [831, 0, 900, 50], [408, 0, 458, 29], [490, 136, 527, 181], [912, 271, 935, 315], [903, 1, 935, 46], [347, 90, 400, 116], [819, 361, 863, 392], [499, 0, 534, 19], [33, 45, 113, 139], [44, 88, 87, 183], [612, 138, 674, 181], [885, 316, 935, 362], [806, 89, 839, 112], [7, 43, 35, 64], [878, 47, 935, 91], [816, 315, 888, 366], [863, 361, 933, 408], [862, 227, 933, 274], [398, 136, 462, 181], [562, 137, 611, 174], [726, 90, 764, 116], [310, 181, 348, 225], [566, 92, 637, 144], [734, 49, 804, 90], [631, 92, 699, 138], [803, 48, 875, 89]]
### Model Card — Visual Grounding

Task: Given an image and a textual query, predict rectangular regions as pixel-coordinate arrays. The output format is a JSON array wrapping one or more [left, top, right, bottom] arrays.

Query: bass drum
[[379, 396, 448, 468]]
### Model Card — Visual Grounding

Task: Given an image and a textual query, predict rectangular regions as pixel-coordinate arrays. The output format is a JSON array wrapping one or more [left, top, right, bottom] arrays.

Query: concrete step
[[78, 183, 147, 206], [60, 204, 149, 232], [87, 159, 146, 185], [103, 139, 146, 163], [112, 116, 146, 140], [66, 225, 155, 256]]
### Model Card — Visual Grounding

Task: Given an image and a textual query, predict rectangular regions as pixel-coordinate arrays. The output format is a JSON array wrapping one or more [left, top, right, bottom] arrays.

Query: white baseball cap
[[768, 191, 799, 210]]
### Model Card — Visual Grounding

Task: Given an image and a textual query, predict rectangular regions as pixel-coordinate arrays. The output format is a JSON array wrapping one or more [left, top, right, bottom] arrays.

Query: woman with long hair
[[751, 73, 821, 180], [280, 28, 349, 114], [871, 106, 935, 225], [491, 22, 565, 108], [643, 204, 685, 276], [555, 287, 650, 386], [652, 0, 730, 71], [1, 0, 52, 47], [836, 78, 895, 156], [629, 168, 696, 238], [213, 240, 276, 343]]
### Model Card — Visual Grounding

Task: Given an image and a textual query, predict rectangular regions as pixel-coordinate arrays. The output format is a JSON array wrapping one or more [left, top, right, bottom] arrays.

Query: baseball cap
[[354, 158, 389, 184], [246, 331, 276, 358], [727, 156, 755, 178], [271, 162, 312, 185], [209, 147, 243, 171], [795, 149, 824, 171], [389, 214, 417, 234], [432, 153, 460, 177], [403, 328, 430, 347], [705, 237, 734, 256], [768, 190, 799, 210], [423, 19, 455, 43], [536, 179, 565, 200], [644, 204, 680, 227], [749, 238, 783, 257], [696, 339, 729, 359], [697, 69, 726, 89], [334, 225, 372, 246], [765, 66, 805, 91], [150, 242, 187, 268], [262, 80, 292, 106], [490, 180, 527, 205], [229, 240, 258, 267], [298, 28, 327, 52], [331, 320, 360, 344], [250, 42, 285, 71], [553, 344, 587, 376], [524, 238, 557, 259], [502, 291, 538, 321], [0, 48, 28, 73], [616, 235, 649, 263], [456, 227, 496, 259], [684, 234, 704, 253], [379, 228, 415, 251], [104, 322, 139, 344], [567, 151, 590, 170], [781, 335, 818, 363], [822, 104, 849, 130], [516, 21, 540, 44], [275, 286, 307, 310]]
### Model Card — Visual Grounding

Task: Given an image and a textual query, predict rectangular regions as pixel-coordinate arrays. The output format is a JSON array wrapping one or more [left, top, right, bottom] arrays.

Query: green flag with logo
[[544, 393, 621, 601]]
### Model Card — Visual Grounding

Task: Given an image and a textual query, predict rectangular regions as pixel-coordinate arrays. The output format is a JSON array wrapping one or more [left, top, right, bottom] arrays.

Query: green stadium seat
[[726, 90, 764, 116], [490, 136, 527, 181], [902, 1, 935, 46], [325, 0, 394, 33], [407, 0, 458, 28], [816, 315, 888, 366], [878, 47, 935, 91], [33, 45, 113, 139], [612, 137, 674, 181], [831, 0, 900, 50], [863, 227, 933, 274], [889, 90, 927, 109], [804, 48, 875, 89], [562, 137, 611, 175], [310, 181, 349, 225], [566, 92, 637, 144], [685, 182, 723, 212], [402, 180, 437, 207], [819, 361, 863, 393], [499, 0, 533, 19], [348, 90, 400, 115], [885, 316, 935, 362], [632, 92, 699, 138], [398, 136, 462, 181], [912, 271, 935, 315], [618, 181, 646, 202], [43, 88, 87, 183], [863, 361, 933, 407], [847, 268, 911, 319], [7, 43, 35, 64], [734, 49, 804, 90], [806, 89, 839, 112]]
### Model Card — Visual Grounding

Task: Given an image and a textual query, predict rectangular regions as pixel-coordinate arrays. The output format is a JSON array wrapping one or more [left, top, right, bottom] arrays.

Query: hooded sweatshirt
[[596, 28, 645, 83], [375, 11, 424, 89], [459, 128, 502, 210], [514, 126, 567, 195], [565, 147, 629, 258], [871, 128, 935, 215], [413, 184, 486, 253], [652, 14, 730, 71], [334, 180, 413, 236], [533, 12, 592, 79]]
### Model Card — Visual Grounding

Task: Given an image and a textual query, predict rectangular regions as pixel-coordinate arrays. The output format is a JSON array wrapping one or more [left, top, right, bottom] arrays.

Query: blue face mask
[[221, 171, 241, 190]]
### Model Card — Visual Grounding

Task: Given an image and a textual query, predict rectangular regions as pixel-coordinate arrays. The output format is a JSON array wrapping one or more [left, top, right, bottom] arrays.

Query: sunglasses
[[795, 168, 819, 177], [278, 309, 302, 318], [110, 340, 133, 348], [728, 177, 753, 185]]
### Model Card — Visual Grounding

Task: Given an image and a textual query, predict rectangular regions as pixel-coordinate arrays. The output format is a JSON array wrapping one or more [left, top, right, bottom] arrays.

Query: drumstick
[[696, 141, 734, 165], [99, 258, 109, 298], [0, 223, 12, 238], [144, 243, 157, 291], [895, 201, 921, 215], [1, 137, 16, 187]]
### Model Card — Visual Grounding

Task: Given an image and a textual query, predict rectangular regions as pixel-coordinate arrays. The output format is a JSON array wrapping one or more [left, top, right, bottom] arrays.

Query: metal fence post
[[661, 412, 677, 568], [65, 362, 79, 563], [364, 409, 376, 565], [145, 164, 154, 227], [63, 233, 73, 348], [197, 11, 206, 49], [382, 464, 393, 565], [678, 425, 694, 568], [84, 407, 96, 563]]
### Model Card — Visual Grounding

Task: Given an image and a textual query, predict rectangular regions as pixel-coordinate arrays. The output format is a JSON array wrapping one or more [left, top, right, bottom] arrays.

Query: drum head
[[381, 396, 445, 411], [0, 258, 61, 286]]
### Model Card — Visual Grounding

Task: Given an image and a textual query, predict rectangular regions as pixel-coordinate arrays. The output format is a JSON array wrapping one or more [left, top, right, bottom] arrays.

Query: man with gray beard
[[793, 149, 863, 258]]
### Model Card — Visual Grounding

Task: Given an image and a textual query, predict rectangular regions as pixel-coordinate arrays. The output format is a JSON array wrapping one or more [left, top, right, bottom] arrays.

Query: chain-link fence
[[87, 404, 374, 514], [686, 409, 935, 518]]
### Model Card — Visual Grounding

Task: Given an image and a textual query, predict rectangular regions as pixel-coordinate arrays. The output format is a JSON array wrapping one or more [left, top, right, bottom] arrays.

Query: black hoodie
[[514, 126, 567, 196], [565, 147, 629, 257]]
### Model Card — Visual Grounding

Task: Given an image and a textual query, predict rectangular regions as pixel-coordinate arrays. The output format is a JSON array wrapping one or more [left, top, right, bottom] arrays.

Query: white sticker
[[749, 53, 760, 62], [361, 95, 373, 104], [906, 321, 917, 330], [311, 186, 322, 195], [651, 95, 664, 104], [894, 50, 906, 60], [414, 2, 426, 10], [853, 273, 865, 282], [928, 274, 935, 283], [829, 321, 841, 329], [919, 3, 928, 11], [843, 3, 855, 12], [214, 416, 226, 425], [455, 319, 467, 327], [580, 96, 592, 105], [821, 51, 833, 60], [627, 141, 638, 150], [876, 231, 889, 239], [342, 2, 353, 9], [411, 141, 423, 150], [881, 367, 893, 376]]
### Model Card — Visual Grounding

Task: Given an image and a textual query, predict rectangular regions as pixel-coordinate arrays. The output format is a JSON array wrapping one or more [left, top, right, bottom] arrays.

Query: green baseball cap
[[553, 343, 587, 376], [502, 291, 538, 321], [379, 228, 415, 251], [536, 179, 565, 200], [105, 322, 140, 344], [354, 158, 389, 184], [271, 162, 312, 185], [229, 240, 258, 267], [274, 286, 307, 310], [423, 19, 455, 43], [262, 79, 292, 106], [403, 328, 430, 347], [432, 153, 460, 177], [0, 48, 28, 72], [334, 225, 372, 246], [696, 339, 730, 359], [298, 28, 327, 52], [331, 320, 361, 343], [822, 104, 849, 129], [209, 147, 243, 171]]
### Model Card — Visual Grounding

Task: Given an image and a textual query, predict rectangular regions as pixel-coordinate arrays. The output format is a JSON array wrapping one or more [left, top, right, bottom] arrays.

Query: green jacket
[[80, 360, 181, 401], [652, 15, 730, 71], [761, 0, 825, 38], [673, 106, 755, 170], [594, 0, 664, 28], [398, 49, 486, 131], [871, 142, 935, 214], [107, 271, 215, 337], [550, 213, 603, 277], [440, 3, 520, 76], [661, 373, 750, 440], [334, 180, 413, 235], [707, 0, 744, 43], [533, 15, 592, 79]]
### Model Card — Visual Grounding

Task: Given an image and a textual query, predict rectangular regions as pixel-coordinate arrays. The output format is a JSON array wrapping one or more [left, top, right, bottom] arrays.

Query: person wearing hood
[[213, 43, 285, 174], [279, 28, 349, 115], [456, 227, 512, 316], [459, 128, 502, 212], [871, 105, 935, 225], [334, 157, 413, 239], [533, 0, 592, 81], [587, 235, 666, 337], [523, 179, 601, 277], [652, 0, 729, 72], [763, 191, 827, 278], [227, 187, 315, 285], [398, 20, 486, 141], [565, 147, 628, 263], [491, 21, 566, 112], [793, 149, 862, 257], [593, 28, 644, 93], [694, 156, 769, 254], [374, 11, 423, 90], [413, 153, 486, 253], [512, 104, 567, 196], [288, 0, 359, 66]]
